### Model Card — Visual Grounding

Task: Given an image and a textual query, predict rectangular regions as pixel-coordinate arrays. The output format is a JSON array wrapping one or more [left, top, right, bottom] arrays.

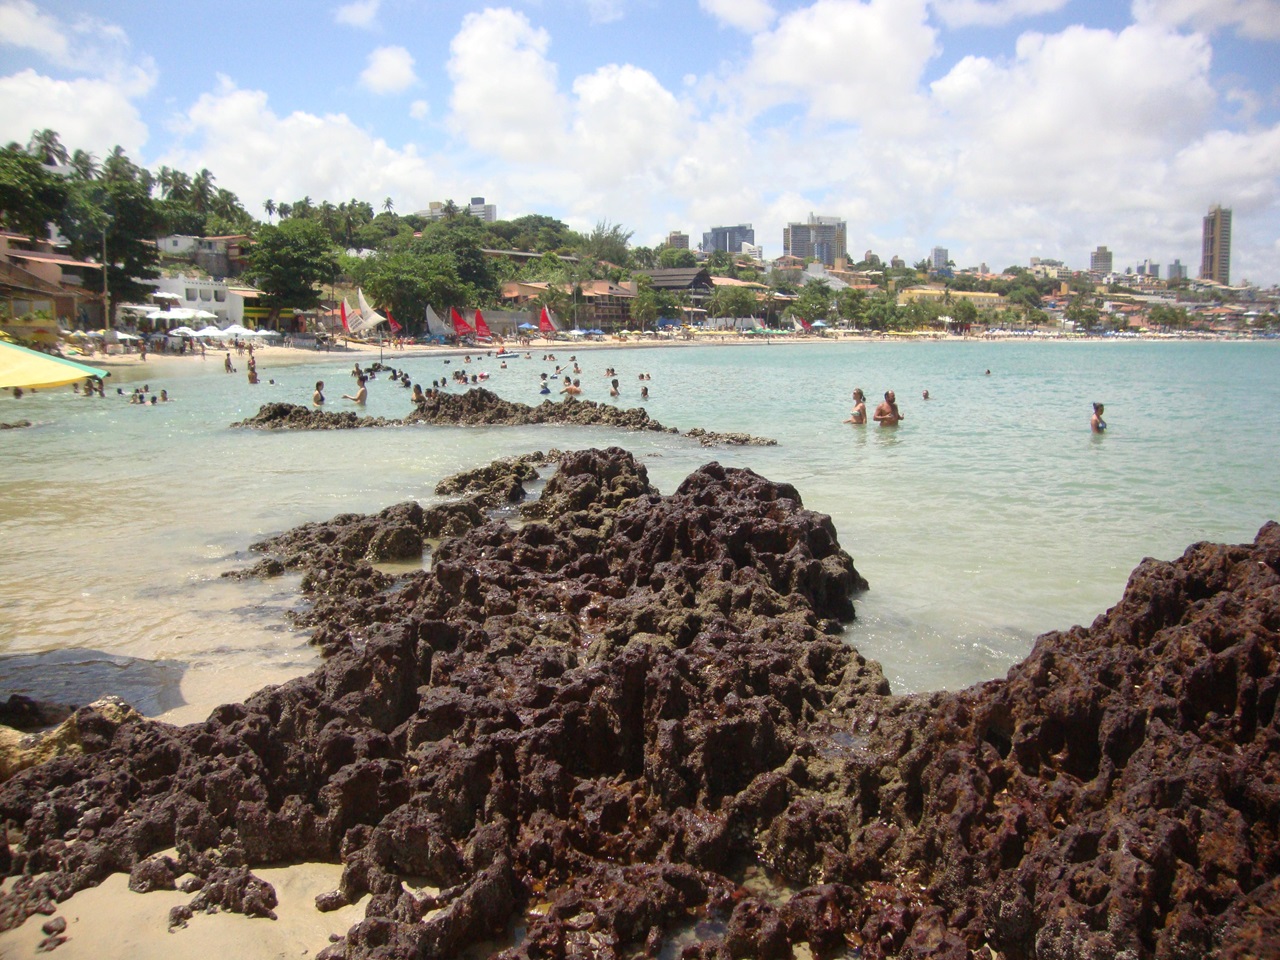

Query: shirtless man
[[873, 390, 903, 426], [343, 376, 367, 404]]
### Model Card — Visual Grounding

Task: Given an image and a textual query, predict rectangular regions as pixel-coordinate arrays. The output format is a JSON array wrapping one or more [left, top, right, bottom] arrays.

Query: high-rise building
[[1137, 259, 1160, 278], [783, 214, 846, 266], [702, 224, 754, 255], [1167, 259, 1186, 282], [1200, 205, 1231, 285], [666, 231, 690, 250], [419, 197, 497, 222], [930, 246, 949, 272], [1090, 245, 1113, 274]]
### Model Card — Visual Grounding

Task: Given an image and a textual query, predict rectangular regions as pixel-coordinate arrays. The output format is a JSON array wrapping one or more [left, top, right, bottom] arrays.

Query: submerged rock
[[0, 449, 1275, 960], [231, 389, 776, 446]]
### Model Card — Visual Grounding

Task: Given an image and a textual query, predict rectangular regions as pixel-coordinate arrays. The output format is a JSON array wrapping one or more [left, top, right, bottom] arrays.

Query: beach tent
[[195, 325, 228, 338], [0, 341, 110, 389], [517, 322, 536, 330]]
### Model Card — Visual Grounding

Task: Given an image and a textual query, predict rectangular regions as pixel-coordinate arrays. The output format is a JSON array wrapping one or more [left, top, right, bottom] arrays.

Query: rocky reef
[[0, 447, 1276, 959], [231, 389, 777, 447]]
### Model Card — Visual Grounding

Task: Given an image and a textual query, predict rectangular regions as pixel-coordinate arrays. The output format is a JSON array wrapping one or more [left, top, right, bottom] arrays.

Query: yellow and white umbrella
[[0, 341, 110, 390]]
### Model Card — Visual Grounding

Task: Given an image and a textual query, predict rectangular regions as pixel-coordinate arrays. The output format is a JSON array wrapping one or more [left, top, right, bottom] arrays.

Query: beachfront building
[[783, 215, 846, 267], [149, 275, 265, 329], [1090, 245, 1114, 274], [898, 285, 1004, 310], [501, 278, 635, 331], [702, 224, 755, 255], [666, 231, 690, 250], [1200, 205, 1231, 285], [0, 229, 104, 332]]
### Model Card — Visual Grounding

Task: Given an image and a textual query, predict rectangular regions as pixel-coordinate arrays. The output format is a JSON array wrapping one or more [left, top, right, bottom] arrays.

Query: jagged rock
[[0, 451, 1275, 960], [0, 420, 33, 430], [231, 390, 775, 445], [0, 697, 142, 782]]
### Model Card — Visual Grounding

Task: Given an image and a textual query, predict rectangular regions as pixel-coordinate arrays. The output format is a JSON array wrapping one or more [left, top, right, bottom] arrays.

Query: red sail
[[539, 306, 556, 333], [474, 309, 493, 340], [451, 306, 475, 337]]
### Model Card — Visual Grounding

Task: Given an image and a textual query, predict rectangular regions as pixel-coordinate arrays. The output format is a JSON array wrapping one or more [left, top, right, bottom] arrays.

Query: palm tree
[[27, 129, 68, 165], [191, 168, 216, 214], [293, 195, 314, 218], [441, 199, 460, 221], [212, 188, 242, 221], [263, 198, 276, 222], [69, 149, 99, 180], [382, 196, 394, 215], [277, 202, 292, 220]]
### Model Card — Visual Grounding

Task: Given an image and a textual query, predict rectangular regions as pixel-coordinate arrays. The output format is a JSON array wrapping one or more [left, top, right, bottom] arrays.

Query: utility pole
[[101, 215, 112, 331]]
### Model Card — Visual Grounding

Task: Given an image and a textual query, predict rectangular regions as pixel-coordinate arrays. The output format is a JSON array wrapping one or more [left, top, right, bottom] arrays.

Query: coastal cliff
[[0, 448, 1275, 958]]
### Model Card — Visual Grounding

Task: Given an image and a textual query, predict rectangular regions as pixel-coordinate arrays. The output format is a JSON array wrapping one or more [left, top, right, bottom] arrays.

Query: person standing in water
[[343, 376, 367, 404], [1091, 402, 1106, 433], [873, 390, 903, 426], [313, 380, 325, 405], [844, 388, 867, 424]]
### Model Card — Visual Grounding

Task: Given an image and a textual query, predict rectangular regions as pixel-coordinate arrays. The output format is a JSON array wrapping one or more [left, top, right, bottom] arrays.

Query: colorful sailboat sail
[[451, 307, 476, 338], [538, 306, 559, 334], [473, 309, 493, 340]]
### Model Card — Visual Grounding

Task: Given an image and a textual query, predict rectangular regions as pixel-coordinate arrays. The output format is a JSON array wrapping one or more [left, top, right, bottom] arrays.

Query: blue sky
[[3, 0, 1279, 283]]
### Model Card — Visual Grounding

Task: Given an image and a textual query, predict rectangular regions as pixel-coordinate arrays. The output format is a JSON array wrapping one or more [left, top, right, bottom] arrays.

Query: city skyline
[[1, 1, 1278, 284]]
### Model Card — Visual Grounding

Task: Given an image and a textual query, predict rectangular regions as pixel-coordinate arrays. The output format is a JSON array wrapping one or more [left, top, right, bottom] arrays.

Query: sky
[[2, 0, 1279, 284]]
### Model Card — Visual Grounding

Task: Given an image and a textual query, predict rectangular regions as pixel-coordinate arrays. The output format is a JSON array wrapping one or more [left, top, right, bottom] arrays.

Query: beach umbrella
[[588, 328, 604, 335], [518, 322, 535, 330], [0, 340, 110, 389], [568, 329, 586, 336], [152, 291, 182, 301], [195, 325, 227, 338]]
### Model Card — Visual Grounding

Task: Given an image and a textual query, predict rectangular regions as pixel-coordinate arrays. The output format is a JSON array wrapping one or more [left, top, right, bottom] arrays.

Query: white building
[[150, 275, 262, 326]]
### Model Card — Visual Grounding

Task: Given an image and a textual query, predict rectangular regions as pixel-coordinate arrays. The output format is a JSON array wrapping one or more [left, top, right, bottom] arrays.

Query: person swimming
[[1091, 402, 1106, 433]]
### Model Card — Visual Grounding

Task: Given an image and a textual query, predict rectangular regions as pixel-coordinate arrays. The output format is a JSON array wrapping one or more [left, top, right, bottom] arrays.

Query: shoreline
[[71, 329, 1276, 376]]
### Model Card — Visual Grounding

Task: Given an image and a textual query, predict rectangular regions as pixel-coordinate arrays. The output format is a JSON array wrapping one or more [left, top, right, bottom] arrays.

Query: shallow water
[[1, 340, 1276, 720]]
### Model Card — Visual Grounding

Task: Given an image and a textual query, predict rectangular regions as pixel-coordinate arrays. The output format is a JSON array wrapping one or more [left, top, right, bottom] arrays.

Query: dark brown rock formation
[[231, 389, 776, 446], [0, 448, 1276, 960]]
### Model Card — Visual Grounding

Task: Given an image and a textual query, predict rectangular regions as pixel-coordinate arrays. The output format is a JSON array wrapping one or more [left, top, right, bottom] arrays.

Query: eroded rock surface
[[232, 389, 777, 447], [0, 448, 1275, 960]]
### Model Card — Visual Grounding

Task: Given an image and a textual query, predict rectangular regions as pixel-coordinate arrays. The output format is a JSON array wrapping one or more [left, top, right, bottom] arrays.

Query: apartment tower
[[1200, 205, 1231, 285]]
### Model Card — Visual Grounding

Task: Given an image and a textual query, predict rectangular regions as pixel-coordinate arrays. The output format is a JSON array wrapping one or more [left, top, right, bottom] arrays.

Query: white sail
[[350, 289, 387, 335], [424, 305, 449, 338]]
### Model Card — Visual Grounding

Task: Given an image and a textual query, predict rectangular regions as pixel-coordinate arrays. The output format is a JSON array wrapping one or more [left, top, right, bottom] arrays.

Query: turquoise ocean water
[[2, 340, 1277, 722]]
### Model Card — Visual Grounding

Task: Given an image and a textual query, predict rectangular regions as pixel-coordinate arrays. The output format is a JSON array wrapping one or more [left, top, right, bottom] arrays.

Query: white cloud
[[0, 1, 156, 94], [699, 0, 777, 32], [0, 0, 69, 61], [409, 99, 430, 120], [447, 9, 568, 159], [1132, 0, 1280, 40], [158, 77, 441, 212], [334, 0, 380, 28], [360, 46, 417, 94], [585, 0, 625, 23], [746, 0, 939, 130], [930, 0, 1070, 28], [0, 68, 148, 156]]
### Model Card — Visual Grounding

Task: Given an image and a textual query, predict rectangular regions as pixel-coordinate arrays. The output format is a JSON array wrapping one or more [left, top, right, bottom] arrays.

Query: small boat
[[494, 351, 519, 359]]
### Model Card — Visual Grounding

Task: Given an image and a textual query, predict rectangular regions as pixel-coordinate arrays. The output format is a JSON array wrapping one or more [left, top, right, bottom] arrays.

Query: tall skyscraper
[[930, 246, 949, 272], [1090, 245, 1113, 274], [1200, 205, 1231, 285], [702, 224, 754, 254], [666, 231, 690, 250], [783, 215, 846, 266], [1167, 259, 1186, 282]]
